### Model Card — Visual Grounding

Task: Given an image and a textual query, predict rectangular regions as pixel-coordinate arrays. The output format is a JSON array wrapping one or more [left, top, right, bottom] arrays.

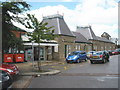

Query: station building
[[23, 14, 115, 61]]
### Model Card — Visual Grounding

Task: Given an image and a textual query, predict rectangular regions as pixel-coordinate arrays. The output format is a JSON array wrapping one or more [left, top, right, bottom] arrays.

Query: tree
[[23, 14, 56, 71], [1, 1, 30, 54]]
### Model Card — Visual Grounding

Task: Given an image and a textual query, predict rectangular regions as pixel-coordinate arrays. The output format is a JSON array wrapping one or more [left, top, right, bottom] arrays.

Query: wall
[[90, 40, 115, 51], [54, 35, 92, 61], [11, 30, 26, 38]]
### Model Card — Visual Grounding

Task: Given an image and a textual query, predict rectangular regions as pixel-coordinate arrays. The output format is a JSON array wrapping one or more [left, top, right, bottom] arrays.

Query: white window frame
[[54, 46, 58, 52], [79, 45, 81, 50], [76, 45, 78, 50]]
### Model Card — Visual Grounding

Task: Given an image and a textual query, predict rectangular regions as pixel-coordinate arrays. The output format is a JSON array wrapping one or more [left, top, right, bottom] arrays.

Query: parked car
[[0, 70, 13, 89], [0, 63, 19, 76], [66, 51, 87, 63], [111, 50, 118, 55], [87, 51, 96, 59], [115, 48, 120, 54], [107, 50, 113, 56], [90, 51, 109, 64]]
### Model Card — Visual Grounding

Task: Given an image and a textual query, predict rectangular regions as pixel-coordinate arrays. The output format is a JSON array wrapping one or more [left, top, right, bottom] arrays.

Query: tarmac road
[[28, 55, 119, 88]]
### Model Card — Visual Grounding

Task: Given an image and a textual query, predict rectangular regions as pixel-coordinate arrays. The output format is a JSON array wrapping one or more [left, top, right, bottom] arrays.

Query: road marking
[[97, 79, 105, 82], [80, 65, 83, 66], [51, 66, 55, 68], [64, 66, 67, 70], [58, 73, 119, 76]]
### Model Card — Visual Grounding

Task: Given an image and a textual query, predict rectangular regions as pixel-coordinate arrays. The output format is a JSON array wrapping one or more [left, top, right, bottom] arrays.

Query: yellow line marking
[[64, 66, 67, 70]]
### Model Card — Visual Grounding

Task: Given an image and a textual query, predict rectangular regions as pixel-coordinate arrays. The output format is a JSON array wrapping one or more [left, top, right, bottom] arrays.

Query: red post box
[[14, 54, 24, 62], [4, 54, 13, 63]]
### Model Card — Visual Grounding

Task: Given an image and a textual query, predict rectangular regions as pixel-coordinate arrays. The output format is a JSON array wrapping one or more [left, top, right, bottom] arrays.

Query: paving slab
[[10, 61, 63, 89]]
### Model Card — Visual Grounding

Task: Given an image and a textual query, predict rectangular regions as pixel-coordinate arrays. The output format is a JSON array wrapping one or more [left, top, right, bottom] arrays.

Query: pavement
[[10, 61, 62, 88]]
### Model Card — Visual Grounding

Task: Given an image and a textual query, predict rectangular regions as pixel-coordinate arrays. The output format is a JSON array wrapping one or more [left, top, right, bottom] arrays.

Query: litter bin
[[4, 54, 13, 63], [14, 54, 24, 62]]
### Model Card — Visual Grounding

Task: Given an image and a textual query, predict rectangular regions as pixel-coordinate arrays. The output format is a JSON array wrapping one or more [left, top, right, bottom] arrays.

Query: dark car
[[90, 51, 109, 64], [0, 70, 13, 89], [66, 51, 87, 63]]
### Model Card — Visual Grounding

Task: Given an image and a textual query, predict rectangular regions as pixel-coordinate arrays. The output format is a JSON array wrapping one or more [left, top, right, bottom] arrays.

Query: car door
[[79, 52, 85, 60], [82, 52, 87, 59]]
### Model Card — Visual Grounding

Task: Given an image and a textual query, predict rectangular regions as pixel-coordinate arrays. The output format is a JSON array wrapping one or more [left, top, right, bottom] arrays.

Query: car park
[[0, 63, 19, 76], [66, 51, 87, 63], [90, 51, 109, 64], [0, 70, 13, 89]]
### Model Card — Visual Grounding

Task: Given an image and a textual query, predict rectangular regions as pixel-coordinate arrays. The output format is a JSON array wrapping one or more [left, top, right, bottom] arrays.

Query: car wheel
[[85, 58, 87, 62], [90, 61, 93, 64], [66, 61, 69, 63], [77, 59, 80, 63], [102, 59, 106, 63]]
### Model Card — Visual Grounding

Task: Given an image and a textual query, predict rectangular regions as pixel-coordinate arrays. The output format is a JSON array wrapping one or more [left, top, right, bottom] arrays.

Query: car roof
[[75, 51, 85, 52], [89, 51, 96, 52]]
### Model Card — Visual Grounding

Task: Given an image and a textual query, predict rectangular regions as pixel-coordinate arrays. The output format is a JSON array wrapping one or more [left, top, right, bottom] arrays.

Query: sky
[[12, 0, 118, 38]]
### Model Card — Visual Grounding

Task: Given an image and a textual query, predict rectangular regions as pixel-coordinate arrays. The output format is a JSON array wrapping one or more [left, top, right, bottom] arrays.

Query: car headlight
[[7, 69, 13, 72], [73, 56, 78, 59]]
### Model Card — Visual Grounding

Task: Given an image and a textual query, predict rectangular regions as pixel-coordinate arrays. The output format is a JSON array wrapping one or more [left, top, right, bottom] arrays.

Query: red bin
[[14, 54, 24, 62], [4, 54, 13, 63]]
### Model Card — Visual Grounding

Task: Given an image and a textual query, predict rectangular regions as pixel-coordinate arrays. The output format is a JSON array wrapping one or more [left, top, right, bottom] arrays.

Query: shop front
[[24, 42, 58, 62]]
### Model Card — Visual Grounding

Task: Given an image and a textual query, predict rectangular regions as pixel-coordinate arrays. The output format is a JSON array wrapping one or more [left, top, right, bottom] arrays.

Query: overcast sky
[[12, 0, 118, 38]]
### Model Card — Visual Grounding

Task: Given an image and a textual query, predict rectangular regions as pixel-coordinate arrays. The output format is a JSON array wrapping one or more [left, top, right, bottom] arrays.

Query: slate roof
[[76, 26, 98, 40], [42, 14, 75, 37], [110, 38, 118, 44], [97, 36, 114, 43], [72, 32, 91, 43], [101, 32, 111, 37], [76, 26, 114, 43]]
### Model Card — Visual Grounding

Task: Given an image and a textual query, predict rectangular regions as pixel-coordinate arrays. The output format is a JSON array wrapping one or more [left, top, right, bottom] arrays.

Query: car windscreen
[[93, 52, 103, 55], [0, 70, 10, 82], [87, 51, 95, 54], [69, 52, 79, 55]]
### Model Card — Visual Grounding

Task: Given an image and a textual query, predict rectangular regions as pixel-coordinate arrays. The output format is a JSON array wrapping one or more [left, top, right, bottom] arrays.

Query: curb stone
[[11, 70, 60, 88], [19, 70, 61, 76], [23, 76, 34, 88], [11, 76, 33, 88]]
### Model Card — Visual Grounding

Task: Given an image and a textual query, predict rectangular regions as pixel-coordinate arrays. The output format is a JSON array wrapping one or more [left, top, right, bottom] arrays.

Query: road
[[28, 55, 119, 88]]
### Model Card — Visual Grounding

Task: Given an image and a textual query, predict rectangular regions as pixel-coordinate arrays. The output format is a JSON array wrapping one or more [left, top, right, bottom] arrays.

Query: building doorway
[[65, 45, 70, 58], [34, 47, 45, 61], [40, 47, 45, 60]]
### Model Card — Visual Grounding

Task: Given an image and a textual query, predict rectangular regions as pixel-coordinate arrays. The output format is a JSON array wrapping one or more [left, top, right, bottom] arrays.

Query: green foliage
[[1, 1, 30, 53], [24, 13, 57, 71], [24, 14, 56, 43]]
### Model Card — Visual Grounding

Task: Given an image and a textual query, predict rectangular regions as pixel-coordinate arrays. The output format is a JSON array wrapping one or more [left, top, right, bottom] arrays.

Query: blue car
[[66, 51, 87, 63]]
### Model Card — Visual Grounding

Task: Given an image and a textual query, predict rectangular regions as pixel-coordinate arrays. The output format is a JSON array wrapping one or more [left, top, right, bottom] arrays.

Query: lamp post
[[32, 41, 34, 71], [115, 38, 118, 49]]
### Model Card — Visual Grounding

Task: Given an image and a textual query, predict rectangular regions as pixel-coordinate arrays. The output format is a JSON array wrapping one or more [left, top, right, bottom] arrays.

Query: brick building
[[76, 26, 115, 51], [23, 14, 115, 61], [42, 14, 93, 61]]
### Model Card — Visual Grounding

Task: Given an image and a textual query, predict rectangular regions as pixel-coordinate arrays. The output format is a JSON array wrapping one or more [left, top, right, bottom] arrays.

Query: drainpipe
[[92, 43, 93, 51], [84, 44, 87, 51], [32, 41, 34, 71]]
